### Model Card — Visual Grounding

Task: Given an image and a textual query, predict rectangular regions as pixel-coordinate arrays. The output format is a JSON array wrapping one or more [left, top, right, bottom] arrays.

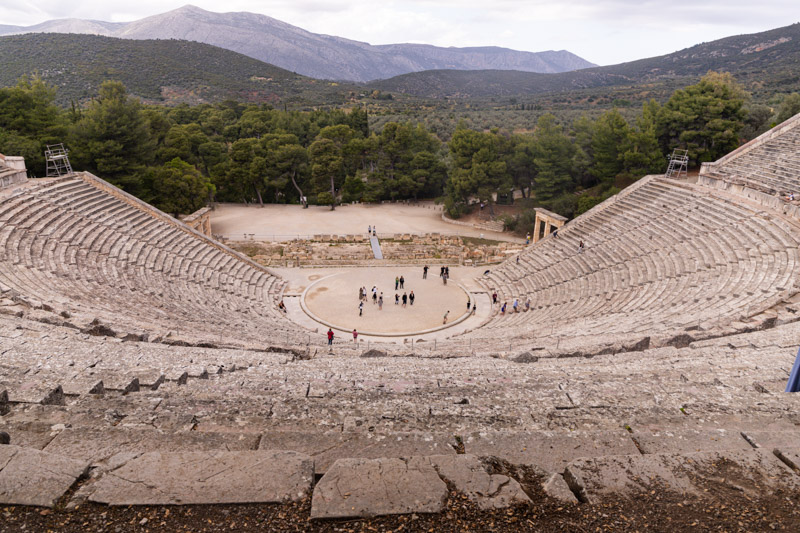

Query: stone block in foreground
[[88, 450, 313, 505], [422, 454, 531, 510], [464, 430, 638, 473], [0, 445, 89, 507], [311, 457, 448, 519], [565, 449, 799, 504]]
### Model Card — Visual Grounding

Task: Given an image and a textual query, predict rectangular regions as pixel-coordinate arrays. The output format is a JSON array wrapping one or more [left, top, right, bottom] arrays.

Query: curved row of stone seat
[[0, 175, 302, 347], [2, 311, 798, 436], [1, 312, 799, 511], [701, 113, 800, 195], [474, 177, 799, 345]]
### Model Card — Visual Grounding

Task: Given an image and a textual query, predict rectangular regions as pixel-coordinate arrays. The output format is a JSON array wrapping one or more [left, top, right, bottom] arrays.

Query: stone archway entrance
[[533, 208, 567, 242]]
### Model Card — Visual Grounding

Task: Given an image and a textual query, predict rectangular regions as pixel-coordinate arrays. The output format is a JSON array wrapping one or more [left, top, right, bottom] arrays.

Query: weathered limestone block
[[310, 457, 448, 519], [773, 448, 800, 472], [422, 454, 530, 510], [543, 473, 579, 504], [742, 429, 800, 450], [89, 450, 313, 505], [5, 383, 64, 406], [44, 427, 259, 466], [565, 449, 798, 504], [464, 430, 639, 473], [0, 445, 89, 507], [631, 427, 751, 454], [60, 379, 104, 396], [258, 430, 456, 473]]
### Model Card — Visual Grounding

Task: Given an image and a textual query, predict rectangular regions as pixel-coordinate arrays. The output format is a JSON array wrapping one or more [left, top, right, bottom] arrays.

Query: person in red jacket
[[327, 328, 334, 345]]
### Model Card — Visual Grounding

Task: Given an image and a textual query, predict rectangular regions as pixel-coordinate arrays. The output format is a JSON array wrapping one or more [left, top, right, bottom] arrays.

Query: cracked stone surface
[[44, 427, 259, 467], [565, 449, 799, 505], [630, 427, 752, 454], [774, 448, 800, 471], [543, 473, 578, 504], [742, 429, 800, 450], [422, 454, 530, 510], [310, 457, 448, 519], [463, 430, 639, 473], [88, 450, 313, 505], [258, 430, 456, 473], [0, 445, 89, 507]]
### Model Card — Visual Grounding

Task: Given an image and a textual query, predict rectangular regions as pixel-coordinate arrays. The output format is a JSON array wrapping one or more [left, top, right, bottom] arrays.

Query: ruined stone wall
[[181, 207, 213, 236], [0, 155, 27, 189]]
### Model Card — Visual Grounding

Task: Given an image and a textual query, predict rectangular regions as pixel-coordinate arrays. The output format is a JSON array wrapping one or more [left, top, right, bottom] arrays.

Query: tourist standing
[[353, 329, 358, 344], [402, 292, 407, 307], [359, 301, 364, 316], [409, 291, 415, 305], [395, 293, 400, 305], [492, 291, 498, 305], [400, 275, 405, 289], [327, 328, 334, 345], [423, 265, 428, 279], [378, 294, 384, 309], [395, 276, 399, 290], [513, 299, 519, 313], [501, 302, 507, 315], [467, 299, 471, 311], [368, 225, 371, 236], [526, 233, 530, 245]]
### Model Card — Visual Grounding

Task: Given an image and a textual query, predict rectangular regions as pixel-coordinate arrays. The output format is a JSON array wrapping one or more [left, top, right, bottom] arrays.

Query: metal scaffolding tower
[[665, 148, 689, 179], [45, 144, 73, 177]]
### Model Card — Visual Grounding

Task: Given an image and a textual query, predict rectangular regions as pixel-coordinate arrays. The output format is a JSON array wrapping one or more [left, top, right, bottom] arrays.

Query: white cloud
[[2, 1, 800, 65]]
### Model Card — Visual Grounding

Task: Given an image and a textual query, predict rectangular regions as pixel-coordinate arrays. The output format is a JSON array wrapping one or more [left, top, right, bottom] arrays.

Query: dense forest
[[1, 73, 798, 234]]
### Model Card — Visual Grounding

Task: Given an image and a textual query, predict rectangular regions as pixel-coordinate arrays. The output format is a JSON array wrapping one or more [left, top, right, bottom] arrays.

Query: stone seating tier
[[0, 313, 798, 513], [701, 113, 800, 195], [0, 174, 296, 348], [474, 177, 799, 347]]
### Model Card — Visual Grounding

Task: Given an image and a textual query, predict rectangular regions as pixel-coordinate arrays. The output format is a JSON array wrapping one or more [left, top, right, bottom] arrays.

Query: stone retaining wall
[[181, 206, 213, 236]]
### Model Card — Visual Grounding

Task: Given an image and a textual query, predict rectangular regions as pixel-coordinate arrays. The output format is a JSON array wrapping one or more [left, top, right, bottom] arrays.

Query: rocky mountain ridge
[[0, 5, 595, 82]]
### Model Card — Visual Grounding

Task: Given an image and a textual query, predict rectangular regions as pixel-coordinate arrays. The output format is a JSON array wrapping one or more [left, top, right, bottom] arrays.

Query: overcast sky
[[3, 1, 800, 65]]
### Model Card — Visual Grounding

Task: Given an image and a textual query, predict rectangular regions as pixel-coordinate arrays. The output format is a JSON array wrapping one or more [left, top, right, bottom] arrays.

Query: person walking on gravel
[[359, 301, 364, 316], [352, 329, 358, 344], [327, 328, 334, 345], [443, 310, 450, 324]]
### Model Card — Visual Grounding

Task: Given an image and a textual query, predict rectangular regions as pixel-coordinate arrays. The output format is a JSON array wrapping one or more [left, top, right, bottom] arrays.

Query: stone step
[[564, 449, 800, 505], [87, 450, 313, 506], [0, 445, 89, 507]]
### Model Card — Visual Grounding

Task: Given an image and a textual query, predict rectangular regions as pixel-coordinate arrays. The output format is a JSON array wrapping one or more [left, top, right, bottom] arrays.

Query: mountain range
[[0, 33, 357, 106], [0, 5, 595, 82], [372, 22, 800, 100]]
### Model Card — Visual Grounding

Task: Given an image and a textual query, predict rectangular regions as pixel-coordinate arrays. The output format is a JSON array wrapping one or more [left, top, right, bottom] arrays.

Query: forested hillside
[[374, 22, 800, 101], [0, 34, 358, 106], [1, 74, 798, 236]]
